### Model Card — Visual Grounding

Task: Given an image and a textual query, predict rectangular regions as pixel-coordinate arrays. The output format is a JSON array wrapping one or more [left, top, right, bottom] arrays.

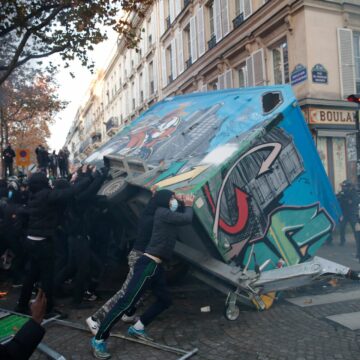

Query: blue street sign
[[291, 64, 307, 86]]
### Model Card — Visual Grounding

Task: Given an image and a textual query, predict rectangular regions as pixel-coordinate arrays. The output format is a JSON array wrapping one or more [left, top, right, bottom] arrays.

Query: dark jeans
[[340, 217, 356, 244], [55, 235, 91, 304], [96, 255, 172, 341], [18, 238, 54, 312], [54, 229, 68, 276], [4, 162, 13, 177]]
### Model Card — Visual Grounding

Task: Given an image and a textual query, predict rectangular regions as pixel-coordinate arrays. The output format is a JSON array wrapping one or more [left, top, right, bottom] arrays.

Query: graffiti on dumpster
[[201, 126, 335, 267]]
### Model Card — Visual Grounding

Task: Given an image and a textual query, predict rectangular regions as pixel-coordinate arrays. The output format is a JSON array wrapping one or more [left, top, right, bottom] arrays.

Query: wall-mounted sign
[[308, 108, 355, 125], [291, 64, 307, 86], [312, 64, 328, 84]]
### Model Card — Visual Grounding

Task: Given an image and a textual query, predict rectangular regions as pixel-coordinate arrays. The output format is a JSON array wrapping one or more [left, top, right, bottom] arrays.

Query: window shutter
[[169, 0, 175, 23], [244, 0, 252, 19], [246, 56, 254, 87], [151, 16, 156, 44], [221, 0, 230, 37], [153, 55, 158, 92], [224, 69, 234, 88], [161, 47, 167, 88], [177, 29, 185, 74], [253, 48, 266, 86], [197, 7, 206, 57], [218, 73, 226, 90], [214, 0, 222, 42], [175, 0, 181, 17], [159, 0, 165, 35], [136, 74, 139, 107], [171, 38, 178, 79], [337, 28, 355, 98], [190, 16, 198, 62], [143, 63, 148, 100]]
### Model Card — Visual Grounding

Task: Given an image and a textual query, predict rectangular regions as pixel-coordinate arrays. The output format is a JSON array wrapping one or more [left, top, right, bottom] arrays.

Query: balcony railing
[[106, 117, 119, 133], [232, 13, 244, 29], [185, 57, 192, 69], [208, 35, 216, 50]]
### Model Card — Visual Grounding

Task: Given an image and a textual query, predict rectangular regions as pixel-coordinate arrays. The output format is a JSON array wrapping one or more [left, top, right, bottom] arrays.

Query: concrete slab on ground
[[326, 311, 360, 330], [286, 289, 360, 307]]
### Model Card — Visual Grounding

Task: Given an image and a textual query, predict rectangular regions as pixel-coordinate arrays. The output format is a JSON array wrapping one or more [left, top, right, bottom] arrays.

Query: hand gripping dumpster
[[86, 85, 360, 321]]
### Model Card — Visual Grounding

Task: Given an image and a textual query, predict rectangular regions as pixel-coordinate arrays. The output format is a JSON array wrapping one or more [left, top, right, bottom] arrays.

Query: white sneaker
[[86, 316, 100, 335], [121, 314, 137, 323]]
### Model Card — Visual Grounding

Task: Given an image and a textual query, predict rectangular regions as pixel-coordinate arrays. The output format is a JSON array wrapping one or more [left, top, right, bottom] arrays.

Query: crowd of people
[[0, 164, 112, 316], [35, 145, 70, 178], [0, 160, 196, 359]]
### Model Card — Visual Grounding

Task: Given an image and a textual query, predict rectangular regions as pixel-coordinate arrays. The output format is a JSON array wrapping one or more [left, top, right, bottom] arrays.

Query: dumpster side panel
[[195, 99, 341, 269]]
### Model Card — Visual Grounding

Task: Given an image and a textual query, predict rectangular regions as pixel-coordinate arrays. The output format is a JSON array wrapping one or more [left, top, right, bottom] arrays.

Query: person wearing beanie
[[15, 166, 93, 317], [91, 189, 194, 359]]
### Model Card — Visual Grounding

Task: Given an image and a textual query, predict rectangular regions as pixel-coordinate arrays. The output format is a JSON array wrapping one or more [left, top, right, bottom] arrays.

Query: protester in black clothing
[[92, 190, 194, 359], [0, 289, 47, 360], [58, 150, 67, 177], [337, 180, 359, 246], [15, 166, 93, 317], [49, 150, 58, 178], [35, 145, 49, 173], [3, 143, 16, 177], [53, 178, 71, 279], [54, 166, 108, 309], [86, 195, 158, 334]]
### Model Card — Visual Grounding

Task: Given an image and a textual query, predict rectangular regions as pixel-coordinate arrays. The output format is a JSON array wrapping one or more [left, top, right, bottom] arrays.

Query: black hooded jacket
[[133, 196, 158, 253], [25, 173, 91, 237], [64, 171, 107, 236], [145, 190, 193, 261]]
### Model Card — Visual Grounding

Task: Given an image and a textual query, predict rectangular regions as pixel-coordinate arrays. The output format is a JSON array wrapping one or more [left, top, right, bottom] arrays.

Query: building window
[[354, 32, 360, 93], [184, 24, 191, 68], [149, 61, 154, 95], [272, 40, 289, 85], [166, 45, 173, 82], [207, 1, 215, 40], [208, 80, 218, 91], [236, 64, 247, 88]]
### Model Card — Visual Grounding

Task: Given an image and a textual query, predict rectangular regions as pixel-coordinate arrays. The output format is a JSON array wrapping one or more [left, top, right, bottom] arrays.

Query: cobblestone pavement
[[1, 233, 360, 360]]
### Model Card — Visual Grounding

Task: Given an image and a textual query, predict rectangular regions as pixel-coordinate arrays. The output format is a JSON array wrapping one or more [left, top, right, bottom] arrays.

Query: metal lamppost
[[347, 94, 360, 190]]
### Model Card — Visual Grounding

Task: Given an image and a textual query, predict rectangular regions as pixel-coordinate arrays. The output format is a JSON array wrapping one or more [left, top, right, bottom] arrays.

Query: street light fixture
[[347, 94, 360, 190]]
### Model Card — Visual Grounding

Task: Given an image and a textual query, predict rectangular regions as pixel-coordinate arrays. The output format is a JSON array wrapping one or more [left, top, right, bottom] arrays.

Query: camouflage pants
[[92, 249, 143, 322]]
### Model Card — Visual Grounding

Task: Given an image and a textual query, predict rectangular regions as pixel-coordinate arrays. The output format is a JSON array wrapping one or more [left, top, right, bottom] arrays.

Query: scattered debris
[[200, 306, 211, 313]]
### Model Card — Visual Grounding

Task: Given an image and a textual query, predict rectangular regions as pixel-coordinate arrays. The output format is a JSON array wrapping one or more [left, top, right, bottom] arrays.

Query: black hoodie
[[25, 173, 91, 237]]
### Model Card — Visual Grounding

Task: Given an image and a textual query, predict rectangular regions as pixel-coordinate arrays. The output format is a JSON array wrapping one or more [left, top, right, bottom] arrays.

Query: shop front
[[303, 107, 357, 193]]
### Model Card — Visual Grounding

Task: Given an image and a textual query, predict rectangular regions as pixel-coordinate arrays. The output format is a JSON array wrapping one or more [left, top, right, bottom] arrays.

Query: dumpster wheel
[[224, 292, 240, 321]]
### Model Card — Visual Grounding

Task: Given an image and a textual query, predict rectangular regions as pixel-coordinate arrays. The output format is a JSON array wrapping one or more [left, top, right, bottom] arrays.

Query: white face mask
[[169, 198, 178, 212]]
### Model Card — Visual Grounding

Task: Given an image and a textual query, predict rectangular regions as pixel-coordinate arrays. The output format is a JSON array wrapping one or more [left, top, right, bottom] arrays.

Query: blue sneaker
[[90, 337, 111, 359], [127, 326, 153, 341]]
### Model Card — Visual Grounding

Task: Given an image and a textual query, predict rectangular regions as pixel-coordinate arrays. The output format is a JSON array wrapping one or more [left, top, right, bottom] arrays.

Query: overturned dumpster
[[86, 85, 359, 320]]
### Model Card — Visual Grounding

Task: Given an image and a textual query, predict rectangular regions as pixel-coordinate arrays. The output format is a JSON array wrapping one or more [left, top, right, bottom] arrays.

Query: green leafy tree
[[0, 0, 154, 85]]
